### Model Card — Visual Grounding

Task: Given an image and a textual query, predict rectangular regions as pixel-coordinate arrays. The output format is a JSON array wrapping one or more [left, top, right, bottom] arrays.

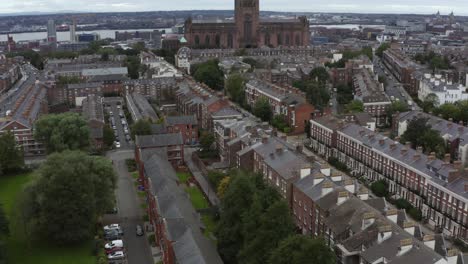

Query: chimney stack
[[313, 173, 325, 186], [378, 225, 392, 244], [344, 179, 355, 193], [362, 212, 376, 230], [446, 249, 459, 264], [358, 187, 369, 200], [386, 209, 398, 223], [337, 191, 349, 205], [403, 221, 415, 236], [401, 147, 408, 155], [379, 139, 385, 145], [444, 153, 451, 164], [331, 171, 342, 182], [416, 146, 423, 153], [423, 234, 435, 250], [322, 181, 334, 196], [262, 136, 269, 144], [397, 238, 413, 256], [275, 144, 283, 154]]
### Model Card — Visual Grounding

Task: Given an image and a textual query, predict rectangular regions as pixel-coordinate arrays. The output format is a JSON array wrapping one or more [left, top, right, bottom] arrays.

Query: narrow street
[[106, 150, 154, 264]]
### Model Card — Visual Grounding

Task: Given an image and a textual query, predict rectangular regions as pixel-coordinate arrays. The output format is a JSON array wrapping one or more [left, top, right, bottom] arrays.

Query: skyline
[[1, 0, 467, 16]]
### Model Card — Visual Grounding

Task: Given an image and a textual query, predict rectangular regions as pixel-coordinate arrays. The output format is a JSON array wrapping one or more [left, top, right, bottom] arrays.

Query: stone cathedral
[[184, 0, 310, 49]]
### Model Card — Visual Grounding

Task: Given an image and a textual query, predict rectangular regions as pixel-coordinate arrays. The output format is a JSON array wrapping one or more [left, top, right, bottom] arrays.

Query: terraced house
[[309, 116, 468, 241]]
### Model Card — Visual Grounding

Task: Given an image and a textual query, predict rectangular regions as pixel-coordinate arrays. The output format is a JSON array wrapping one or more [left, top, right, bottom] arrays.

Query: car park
[[107, 251, 125, 260]]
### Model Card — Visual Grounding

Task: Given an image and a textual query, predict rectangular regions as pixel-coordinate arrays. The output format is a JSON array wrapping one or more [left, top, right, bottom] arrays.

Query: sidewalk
[[184, 147, 220, 206]]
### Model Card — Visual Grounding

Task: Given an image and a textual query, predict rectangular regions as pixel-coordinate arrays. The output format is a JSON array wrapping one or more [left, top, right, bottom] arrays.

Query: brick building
[[135, 133, 184, 167], [81, 94, 104, 150], [0, 58, 21, 95], [245, 79, 315, 134], [309, 116, 468, 241]]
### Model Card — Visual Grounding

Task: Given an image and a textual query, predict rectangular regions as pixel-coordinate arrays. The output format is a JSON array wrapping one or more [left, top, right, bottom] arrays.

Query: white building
[[175, 47, 191, 73], [418, 73, 468, 105]]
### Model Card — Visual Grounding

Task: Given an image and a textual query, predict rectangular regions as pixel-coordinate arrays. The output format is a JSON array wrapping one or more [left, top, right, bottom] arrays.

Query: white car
[[105, 240, 123, 250], [104, 224, 120, 231], [115, 142, 121, 148], [107, 251, 125, 260]]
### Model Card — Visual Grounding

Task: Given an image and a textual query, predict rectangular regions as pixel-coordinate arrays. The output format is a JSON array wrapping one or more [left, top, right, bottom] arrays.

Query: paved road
[[184, 147, 220, 206], [107, 150, 153, 264], [107, 101, 132, 149], [373, 58, 420, 111]]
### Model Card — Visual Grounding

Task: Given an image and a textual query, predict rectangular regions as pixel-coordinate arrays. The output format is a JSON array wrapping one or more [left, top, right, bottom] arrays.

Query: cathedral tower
[[235, 0, 260, 48]]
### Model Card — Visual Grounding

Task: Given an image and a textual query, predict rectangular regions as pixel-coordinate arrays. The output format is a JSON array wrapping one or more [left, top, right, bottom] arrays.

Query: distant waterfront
[[0, 28, 172, 42], [310, 24, 386, 30]]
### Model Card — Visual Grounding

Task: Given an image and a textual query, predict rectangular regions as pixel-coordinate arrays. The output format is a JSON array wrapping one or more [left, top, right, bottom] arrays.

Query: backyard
[[0, 173, 96, 264]]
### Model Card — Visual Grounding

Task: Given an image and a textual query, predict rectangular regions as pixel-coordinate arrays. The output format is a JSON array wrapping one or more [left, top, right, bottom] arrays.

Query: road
[[106, 150, 154, 264], [107, 100, 132, 149], [373, 57, 420, 111], [0, 64, 39, 116]]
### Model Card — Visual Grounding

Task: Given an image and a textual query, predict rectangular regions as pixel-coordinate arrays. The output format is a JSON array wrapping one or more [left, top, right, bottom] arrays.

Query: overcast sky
[[1, 0, 467, 15]]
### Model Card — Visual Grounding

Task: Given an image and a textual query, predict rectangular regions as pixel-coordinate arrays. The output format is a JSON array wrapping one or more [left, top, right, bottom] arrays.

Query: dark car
[[136, 225, 144, 236], [105, 230, 121, 241]]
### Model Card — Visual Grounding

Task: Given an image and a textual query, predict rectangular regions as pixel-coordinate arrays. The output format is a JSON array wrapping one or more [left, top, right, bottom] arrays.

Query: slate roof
[[151, 124, 167, 134], [339, 123, 467, 199], [136, 133, 183, 148], [82, 67, 128, 76], [166, 115, 197, 126]]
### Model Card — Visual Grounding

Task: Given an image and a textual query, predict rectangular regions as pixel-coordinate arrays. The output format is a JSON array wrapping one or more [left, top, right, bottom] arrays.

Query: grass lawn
[[0, 173, 96, 264], [201, 213, 216, 239], [185, 186, 209, 210], [176, 172, 191, 184]]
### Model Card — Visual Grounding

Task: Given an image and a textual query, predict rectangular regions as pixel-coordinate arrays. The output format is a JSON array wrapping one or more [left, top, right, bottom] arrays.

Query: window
[[194, 35, 200, 45], [205, 35, 210, 46]]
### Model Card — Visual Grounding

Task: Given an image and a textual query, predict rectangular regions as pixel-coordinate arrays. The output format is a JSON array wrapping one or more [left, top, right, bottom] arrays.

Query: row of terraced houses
[[309, 115, 468, 241]]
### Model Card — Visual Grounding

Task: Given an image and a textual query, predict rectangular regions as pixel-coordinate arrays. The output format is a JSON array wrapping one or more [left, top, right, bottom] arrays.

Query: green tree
[[400, 117, 446, 158], [226, 74, 245, 105], [242, 58, 261, 69], [302, 81, 330, 110], [217, 177, 231, 199], [22, 151, 116, 245], [193, 60, 224, 90], [422, 93, 439, 112], [336, 83, 354, 105], [271, 114, 290, 133], [199, 131, 215, 153], [371, 180, 388, 197], [361, 46, 373, 60], [433, 103, 460, 121], [0, 131, 24, 175], [131, 119, 152, 140], [216, 173, 257, 263], [103, 125, 116, 147], [254, 98, 273, 122], [268, 235, 335, 264], [310, 67, 329, 83], [239, 200, 294, 264], [376, 42, 391, 58], [386, 101, 409, 124], [34, 113, 90, 153], [124, 56, 141, 79], [346, 100, 364, 113]]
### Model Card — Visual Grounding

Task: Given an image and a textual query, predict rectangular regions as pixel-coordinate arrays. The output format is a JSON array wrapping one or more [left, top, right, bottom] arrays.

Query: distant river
[[0, 28, 172, 42], [310, 24, 386, 30]]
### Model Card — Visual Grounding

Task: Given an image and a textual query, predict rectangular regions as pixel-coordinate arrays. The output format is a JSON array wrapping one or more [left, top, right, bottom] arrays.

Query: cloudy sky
[[1, 0, 467, 15]]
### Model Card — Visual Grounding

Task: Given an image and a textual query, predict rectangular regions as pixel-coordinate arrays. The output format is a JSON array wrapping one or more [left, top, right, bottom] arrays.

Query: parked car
[[104, 230, 121, 241], [136, 225, 144, 236], [115, 142, 121, 148], [107, 251, 125, 260], [104, 224, 123, 235], [121, 120, 126, 125], [105, 240, 124, 253]]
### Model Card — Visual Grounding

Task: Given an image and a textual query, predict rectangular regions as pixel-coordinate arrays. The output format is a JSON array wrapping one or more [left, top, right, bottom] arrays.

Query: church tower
[[235, 0, 260, 48]]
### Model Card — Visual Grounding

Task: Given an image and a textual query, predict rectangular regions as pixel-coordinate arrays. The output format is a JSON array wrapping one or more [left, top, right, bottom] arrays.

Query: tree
[[310, 67, 329, 83], [242, 58, 261, 69], [124, 56, 141, 79], [34, 113, 90, 153], [336, 83, 354, 105], [0, 131, 24, 175], [199, 131, 215, 153], [192, 60, 224, 90], [371, 180, 388, 197], [400, 117, 446, 158], [0, 203, 8, 264], [346, 100, 364, 113], [216, 173, 257, 263], [217, 177, 231, 199], [208, 170, 226, 188], [254, 98, 273, 122], [271, 115, 290, 133], [22, 151, 116, 244], [103, 125, 116, 147], [130, 119, 152, 140], [422, 93, 439, 112], [239, 200, 295, 264], [433, 103, 460, 121], [268, 235, 335, 264], [386, 101, 409, 124], [226, 74, 245, 105], [376, 42, 391, 58], [361, 46, 373, 60], [300, 81, 330, 110]]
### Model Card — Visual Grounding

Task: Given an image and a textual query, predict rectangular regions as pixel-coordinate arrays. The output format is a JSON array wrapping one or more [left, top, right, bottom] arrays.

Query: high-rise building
[[47, 19, 57, 43], [70, 19, 76, 42]]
